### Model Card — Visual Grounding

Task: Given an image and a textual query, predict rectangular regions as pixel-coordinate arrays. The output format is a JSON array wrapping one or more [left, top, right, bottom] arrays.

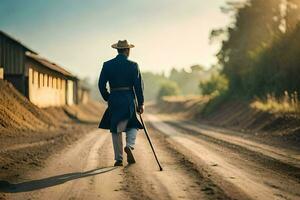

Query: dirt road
[[1, 126, 229, 200], [1, 112, 300, 200], [147, 113, 300, 200]]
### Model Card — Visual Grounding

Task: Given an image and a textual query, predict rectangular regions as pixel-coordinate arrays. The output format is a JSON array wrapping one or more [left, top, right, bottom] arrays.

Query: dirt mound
[[43, 101, 104, 125], [158, 96, 300, 144], [63, 101, 104, 123], [158, 96, 210, 118], [43, 107, 74, 124], [203, 100, 300, 139], [0, 80, 104, 135], [0, 80, 59, 133]]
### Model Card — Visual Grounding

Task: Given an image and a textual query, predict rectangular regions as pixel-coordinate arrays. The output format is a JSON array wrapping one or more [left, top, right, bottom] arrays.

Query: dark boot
[[124, 146, 136, 164], [114, 160, 123, 166]]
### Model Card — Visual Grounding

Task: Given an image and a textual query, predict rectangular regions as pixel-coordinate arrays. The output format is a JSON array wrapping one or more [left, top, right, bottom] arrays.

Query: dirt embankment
[[0, 80, 105, 181], [0, 80, 58, 132], [157, 96, 300, 149]]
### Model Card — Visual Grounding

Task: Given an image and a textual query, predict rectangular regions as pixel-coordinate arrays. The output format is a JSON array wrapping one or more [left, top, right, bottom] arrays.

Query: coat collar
[[116, 54, 128, 60]]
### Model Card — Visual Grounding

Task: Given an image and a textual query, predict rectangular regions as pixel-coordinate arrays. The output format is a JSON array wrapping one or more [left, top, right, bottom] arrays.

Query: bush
[[199, 74, 229, 96], [157, 81, 180, 100], [201, 91, 231, 116], [142, 72, 169, 101], [251, 91, 300, 114]]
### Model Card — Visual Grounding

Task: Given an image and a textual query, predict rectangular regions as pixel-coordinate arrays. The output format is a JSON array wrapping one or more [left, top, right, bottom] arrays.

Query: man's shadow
[[0, 166, 117, 193]]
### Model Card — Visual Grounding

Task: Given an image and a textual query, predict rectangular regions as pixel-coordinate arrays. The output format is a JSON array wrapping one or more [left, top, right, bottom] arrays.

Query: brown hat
[[111, 40, 135, 49]]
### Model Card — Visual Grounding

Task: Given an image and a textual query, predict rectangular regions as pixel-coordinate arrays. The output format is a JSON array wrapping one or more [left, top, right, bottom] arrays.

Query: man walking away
[[98, 40, 145, 167]]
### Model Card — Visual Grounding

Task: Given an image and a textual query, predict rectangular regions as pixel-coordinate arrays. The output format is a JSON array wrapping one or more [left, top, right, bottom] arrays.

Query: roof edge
[[0, 30, 37, 54], [26, 52, 76, 78]]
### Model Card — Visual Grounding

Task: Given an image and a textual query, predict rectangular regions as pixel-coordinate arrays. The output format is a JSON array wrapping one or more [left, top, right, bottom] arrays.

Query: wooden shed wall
[[0, 33, 26, 75], [26, 59, 69, 107]]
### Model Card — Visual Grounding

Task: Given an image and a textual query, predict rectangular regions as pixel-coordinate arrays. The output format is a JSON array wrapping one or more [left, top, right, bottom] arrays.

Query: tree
[[199, 74, 228, 96], [142, 72, 168, 101], [169, 65, 208, 95], [212, 0, 283, 94], [286, 0, 300, 32], [157, 81, 180, 100], [212, 0, 300, 97]]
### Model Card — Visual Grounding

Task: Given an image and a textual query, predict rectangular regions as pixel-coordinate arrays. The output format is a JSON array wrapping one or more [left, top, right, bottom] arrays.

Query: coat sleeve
[[133, 63, 144, 107], [98, 63, 110, 101]]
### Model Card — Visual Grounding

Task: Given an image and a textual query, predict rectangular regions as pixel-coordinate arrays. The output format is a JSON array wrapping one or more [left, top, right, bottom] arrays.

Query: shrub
[[157, 81, 180, 100], [199, 74, 229, 96], [201, 91, 231, 116], [251, 91, 300, 114]]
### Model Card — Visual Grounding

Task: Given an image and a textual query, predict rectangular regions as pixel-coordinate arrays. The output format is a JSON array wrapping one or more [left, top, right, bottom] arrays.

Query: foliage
[[142, 65, 216, 101], [212, 0, 300, 97], [169, 65, 213, 95], [201, 91, 232, 116], [157, 80, 181, 100], [199, 74, 228, 96], [142, 72, 168, 101], [251, 91, 300, 114], [251, 25, 300, 96]]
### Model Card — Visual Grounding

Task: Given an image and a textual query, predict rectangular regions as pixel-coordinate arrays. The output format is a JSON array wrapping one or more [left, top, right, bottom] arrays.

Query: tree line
[[211, 0, 300, 97], [142, 65, 217, 101]]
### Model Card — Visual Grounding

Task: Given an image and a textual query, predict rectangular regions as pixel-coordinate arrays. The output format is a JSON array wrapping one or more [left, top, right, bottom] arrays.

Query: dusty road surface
[[147, 113, 300, 200], [0, 127, 230, 200], [1, 112, 300, 200]]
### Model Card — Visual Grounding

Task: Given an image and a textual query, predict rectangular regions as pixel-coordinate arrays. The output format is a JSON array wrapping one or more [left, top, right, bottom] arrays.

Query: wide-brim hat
[[111, 40, 135, 49]]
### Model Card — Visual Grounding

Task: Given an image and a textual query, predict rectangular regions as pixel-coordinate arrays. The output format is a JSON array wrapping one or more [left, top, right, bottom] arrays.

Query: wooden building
[[0, 30, 83, 107], [26, 52, 78, 107], [0, 31, 36, 95]]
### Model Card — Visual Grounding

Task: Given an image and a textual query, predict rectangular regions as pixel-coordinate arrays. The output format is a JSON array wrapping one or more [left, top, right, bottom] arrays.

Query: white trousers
[[111, 128, 137, 161]]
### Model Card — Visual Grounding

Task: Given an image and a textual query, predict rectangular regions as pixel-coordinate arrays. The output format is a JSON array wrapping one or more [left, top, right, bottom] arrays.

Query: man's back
[[99, 53, 144, 107], [103, 54, 138, 89]]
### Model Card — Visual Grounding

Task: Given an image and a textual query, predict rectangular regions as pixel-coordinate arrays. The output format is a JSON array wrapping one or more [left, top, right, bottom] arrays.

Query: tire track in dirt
[[120, 125, 230, 200], [147, 113, 300, 200], [2, 129, 126, 200], [57, 130, 112, 200], [92, 135, 131, 200], [0, 140, 56, 153], [167, 120, 300, 182]]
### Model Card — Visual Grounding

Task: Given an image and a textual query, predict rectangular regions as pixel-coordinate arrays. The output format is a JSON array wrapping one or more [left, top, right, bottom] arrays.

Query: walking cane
[[139, 113, 163, 171]]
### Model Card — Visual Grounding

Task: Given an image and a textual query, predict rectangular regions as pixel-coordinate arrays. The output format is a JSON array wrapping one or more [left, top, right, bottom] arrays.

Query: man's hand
[[137, 105, 145, 114]]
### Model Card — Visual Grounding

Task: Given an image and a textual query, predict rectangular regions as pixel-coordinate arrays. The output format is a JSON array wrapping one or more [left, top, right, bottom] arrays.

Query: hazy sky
[[0, 0, 230, 81]]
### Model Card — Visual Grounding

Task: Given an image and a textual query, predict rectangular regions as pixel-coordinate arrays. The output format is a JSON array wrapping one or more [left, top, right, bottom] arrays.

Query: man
[[98, 40, 144, 167]]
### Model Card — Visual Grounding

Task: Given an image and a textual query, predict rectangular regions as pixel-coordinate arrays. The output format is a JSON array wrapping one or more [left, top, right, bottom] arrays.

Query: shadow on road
[[0, 166, 117, 193]]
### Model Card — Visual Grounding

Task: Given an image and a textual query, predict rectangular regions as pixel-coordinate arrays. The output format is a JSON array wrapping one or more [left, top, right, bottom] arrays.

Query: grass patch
[[251, 91, 300, 114]]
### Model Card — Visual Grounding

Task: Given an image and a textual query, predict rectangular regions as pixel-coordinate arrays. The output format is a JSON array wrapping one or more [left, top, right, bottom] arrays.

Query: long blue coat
[[98, 54, 144, 133]]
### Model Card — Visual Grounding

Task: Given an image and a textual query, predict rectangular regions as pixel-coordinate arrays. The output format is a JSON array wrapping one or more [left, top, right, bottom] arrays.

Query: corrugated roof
[[0, 30, 37, 54], [26, 52, 75, 78]]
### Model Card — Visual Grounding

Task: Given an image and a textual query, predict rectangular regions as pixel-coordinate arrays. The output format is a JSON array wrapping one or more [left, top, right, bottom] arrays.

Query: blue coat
[[98, 54, 144, 133]]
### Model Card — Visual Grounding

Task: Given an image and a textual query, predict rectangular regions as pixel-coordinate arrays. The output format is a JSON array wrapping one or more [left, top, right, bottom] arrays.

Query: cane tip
[[159, 167, 163, 171]]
